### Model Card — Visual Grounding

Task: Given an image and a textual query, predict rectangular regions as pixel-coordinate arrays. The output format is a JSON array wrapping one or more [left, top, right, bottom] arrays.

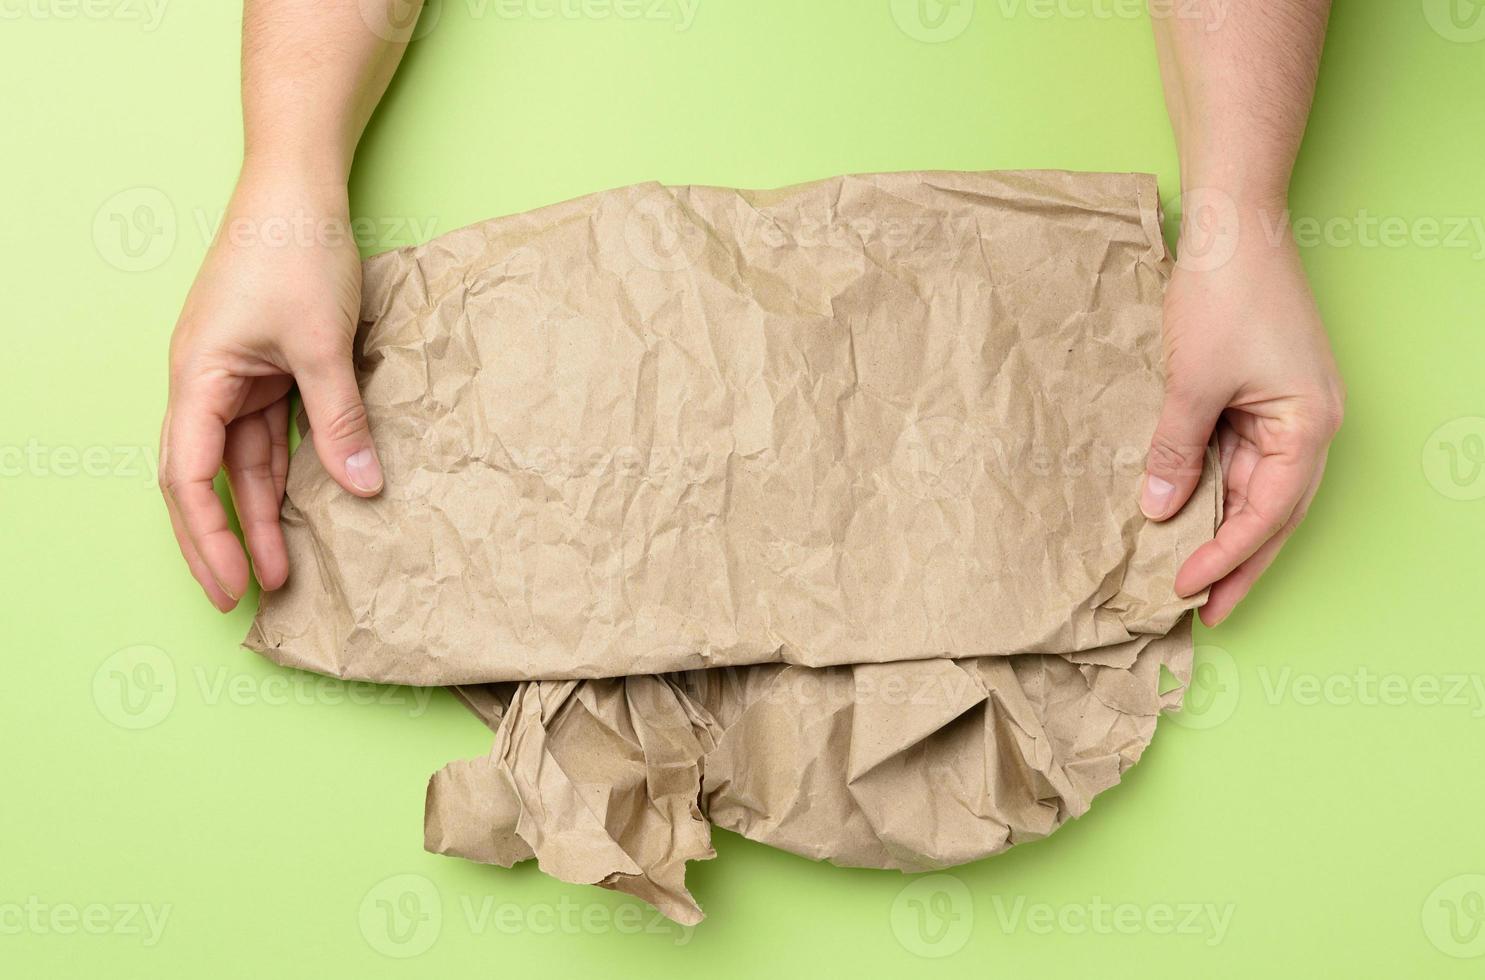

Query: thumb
[[293, 349, 383, 496], [1142, 385, 1224, 521]]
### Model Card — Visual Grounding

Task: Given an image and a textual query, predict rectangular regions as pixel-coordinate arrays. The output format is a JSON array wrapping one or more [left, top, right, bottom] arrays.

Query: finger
[[161, 473, 237, 612], [265, 397, 290, 501], [1199, 459, 1326, 626], [225, 411, 288, 591], [1215, 422, 1243, 481], [292, 348, 383, 497], [161, 383, 252, 609], [238, 374, 294, 420], [1141, 383, 1227, 521], [1175, 439, 1320, 598]]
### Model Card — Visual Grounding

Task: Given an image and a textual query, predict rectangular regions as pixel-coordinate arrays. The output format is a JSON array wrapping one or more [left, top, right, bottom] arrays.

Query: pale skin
[[163, 0, 1343, 626], [1147, 0, 1344, 625]]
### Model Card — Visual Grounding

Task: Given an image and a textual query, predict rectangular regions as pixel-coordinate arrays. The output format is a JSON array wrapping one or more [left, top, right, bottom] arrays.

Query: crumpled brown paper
[[245, 170, 1220, 925]]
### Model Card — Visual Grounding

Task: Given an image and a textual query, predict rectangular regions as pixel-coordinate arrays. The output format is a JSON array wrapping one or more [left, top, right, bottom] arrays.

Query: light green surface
[[3, 1, 1484, 976]]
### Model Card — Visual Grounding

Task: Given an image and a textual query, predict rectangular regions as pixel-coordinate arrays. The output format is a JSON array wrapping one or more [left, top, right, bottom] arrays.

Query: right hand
[[1140, 211, 1344, 627], [160, 166, 382, 612]]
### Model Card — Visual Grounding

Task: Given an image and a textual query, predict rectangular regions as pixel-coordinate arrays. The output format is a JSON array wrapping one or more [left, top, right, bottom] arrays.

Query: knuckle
[[291, 332, 352, 371], [242, 515, 281, 535], [1147, 433, 1204, 477], [167, 354, 193, 391], [159, 468, 185, 500], [166, 333, 191, 380], [1164, 376, 1205, 407], [1251, 507, 1287, 539], [1301, 411, 1342, 445], [316, 399, 370, 444], [228, 459, 276, 481], [1304, 385, 1347, 441], [166, 330, 211, 387], [1321, 395, 1346, 437]]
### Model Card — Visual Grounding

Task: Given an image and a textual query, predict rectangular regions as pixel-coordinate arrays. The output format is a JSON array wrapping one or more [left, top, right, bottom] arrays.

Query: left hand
[[160, 166, 379, 612]]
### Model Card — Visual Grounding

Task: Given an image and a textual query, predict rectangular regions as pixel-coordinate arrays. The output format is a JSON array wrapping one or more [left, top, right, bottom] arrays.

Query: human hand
[[1141, 204, 1345, 627], [160, 166, 382, 611]]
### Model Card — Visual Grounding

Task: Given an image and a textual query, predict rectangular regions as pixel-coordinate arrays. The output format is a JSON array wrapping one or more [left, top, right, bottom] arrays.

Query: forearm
[[241, 0, 424, 183], [1152, 0, 1330, 210]]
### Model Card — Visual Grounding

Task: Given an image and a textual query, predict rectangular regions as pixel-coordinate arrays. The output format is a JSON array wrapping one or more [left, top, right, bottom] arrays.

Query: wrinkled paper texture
[[247, 170, 1220, 925]]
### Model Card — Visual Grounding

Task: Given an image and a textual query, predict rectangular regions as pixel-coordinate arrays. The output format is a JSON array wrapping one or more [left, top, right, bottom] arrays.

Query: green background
[[3, 0, 1484, 975]]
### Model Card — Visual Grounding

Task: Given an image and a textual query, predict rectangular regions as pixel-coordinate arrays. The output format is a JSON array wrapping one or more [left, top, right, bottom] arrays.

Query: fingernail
[[346, 448, 383, 493], [209, 572, 238, 606], [1141, 474, 1176, 519]]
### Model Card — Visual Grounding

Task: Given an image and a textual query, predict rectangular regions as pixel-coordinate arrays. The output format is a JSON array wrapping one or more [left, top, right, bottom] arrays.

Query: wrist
[[215, 159, 353, 255], [1178, 143, 1291, 213], [1180, 180, 1289, 220], [241, 142, 353, 190], [1173, 187, 1298, 273]]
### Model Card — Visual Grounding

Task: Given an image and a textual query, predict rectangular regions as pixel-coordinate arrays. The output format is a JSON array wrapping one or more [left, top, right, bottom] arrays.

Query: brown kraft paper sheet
[[245, 170, 1221, 925]]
